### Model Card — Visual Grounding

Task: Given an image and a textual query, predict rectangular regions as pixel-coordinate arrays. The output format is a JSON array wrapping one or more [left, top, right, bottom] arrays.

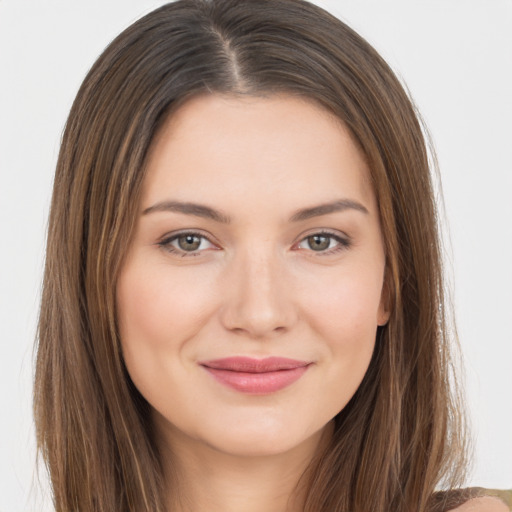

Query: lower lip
[[202, 366, 309, 394]]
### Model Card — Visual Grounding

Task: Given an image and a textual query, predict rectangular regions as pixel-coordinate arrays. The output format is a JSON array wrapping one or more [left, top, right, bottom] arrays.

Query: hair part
[[34, 1, 468, 511]]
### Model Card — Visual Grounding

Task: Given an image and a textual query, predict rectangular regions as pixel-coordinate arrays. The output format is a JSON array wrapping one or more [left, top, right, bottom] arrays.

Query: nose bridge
[[220, 243, 296, 337]]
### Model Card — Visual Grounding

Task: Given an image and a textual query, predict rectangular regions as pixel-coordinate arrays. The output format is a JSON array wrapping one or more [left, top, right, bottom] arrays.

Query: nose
[[219, 248, 298, 339]]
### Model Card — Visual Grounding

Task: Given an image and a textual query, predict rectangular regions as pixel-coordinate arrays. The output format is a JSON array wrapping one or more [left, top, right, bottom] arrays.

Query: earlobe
[[377, 271, 392, 326], [377, 301, 390, 326]]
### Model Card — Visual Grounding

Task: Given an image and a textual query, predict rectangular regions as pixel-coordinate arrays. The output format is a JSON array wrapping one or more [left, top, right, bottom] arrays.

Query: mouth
[[198, 356, 312, 394]]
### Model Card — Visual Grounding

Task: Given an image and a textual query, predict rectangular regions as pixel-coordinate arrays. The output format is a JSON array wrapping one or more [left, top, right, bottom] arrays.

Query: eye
[[158, 231, 217, 256], [296, 231, 351, 254]]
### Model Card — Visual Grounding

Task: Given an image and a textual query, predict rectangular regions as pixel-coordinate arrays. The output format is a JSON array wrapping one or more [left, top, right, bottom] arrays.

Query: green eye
[[306, 235, 331, 251], [296, 232, 351, 254], [177, 234, 202, 251], [158, 231, 216, 256]]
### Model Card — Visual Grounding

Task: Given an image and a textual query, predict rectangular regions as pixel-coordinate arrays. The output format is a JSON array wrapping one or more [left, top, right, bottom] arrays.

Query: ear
[[377, 269, 392, 326]]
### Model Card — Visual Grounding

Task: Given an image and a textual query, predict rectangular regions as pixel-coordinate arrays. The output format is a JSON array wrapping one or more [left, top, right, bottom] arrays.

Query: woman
[[33, 0, 508, 510]]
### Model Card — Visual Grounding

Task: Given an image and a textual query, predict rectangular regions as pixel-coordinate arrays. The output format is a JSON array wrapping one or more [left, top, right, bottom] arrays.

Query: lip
[[199, 356, 311, 394]]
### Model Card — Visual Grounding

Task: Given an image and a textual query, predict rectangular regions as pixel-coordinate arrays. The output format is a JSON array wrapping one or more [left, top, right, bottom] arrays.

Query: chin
[[195, 415, 329, 459], [209, 434, 301, 458]]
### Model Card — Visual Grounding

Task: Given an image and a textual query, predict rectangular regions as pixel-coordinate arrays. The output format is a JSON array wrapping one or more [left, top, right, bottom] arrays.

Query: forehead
[[143, 93, 375, 213]]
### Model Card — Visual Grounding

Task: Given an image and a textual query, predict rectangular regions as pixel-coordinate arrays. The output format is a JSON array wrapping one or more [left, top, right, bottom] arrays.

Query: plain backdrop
[[0, 0, 511, 510]]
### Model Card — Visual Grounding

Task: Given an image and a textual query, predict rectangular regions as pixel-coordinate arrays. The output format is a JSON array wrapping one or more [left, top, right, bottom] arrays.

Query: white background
[[0, 1, 511, 510]]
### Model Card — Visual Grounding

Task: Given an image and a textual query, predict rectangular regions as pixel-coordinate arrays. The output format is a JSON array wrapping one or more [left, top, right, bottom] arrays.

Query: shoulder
[[448, 496, 509, 512]]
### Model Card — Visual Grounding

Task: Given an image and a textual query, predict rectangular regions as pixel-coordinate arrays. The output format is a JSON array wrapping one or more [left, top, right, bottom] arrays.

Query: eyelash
[[157, 230, 352, 257], [157, 230, 216, 258], [295, 230, 352, 255]]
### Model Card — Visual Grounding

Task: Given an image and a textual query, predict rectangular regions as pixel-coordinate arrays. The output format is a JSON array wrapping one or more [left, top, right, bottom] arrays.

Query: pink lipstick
[[199, 356, 311, 394]]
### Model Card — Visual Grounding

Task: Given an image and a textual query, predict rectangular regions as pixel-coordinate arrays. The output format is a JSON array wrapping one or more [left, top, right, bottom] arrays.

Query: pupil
[[178, 235, 201, 251], [308, 235, 330, 251]]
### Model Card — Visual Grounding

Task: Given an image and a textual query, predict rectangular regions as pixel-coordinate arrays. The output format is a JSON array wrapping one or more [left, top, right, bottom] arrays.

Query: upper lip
[[199, 356, 311, 373]]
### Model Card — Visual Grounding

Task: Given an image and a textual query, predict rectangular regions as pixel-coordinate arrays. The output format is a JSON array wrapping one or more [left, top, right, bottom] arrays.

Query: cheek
[[118, 262, 212, 340], [301, 264, 385, 344], [298, 264, 384, 403], [116, 262, 217, 385]]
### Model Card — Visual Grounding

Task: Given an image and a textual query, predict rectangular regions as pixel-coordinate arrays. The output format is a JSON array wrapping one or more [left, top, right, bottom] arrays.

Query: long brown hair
[[34, 0, 468, 510]]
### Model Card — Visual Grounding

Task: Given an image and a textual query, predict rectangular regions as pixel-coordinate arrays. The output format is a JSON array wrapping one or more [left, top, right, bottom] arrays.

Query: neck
[[156, 420, 333, 512]]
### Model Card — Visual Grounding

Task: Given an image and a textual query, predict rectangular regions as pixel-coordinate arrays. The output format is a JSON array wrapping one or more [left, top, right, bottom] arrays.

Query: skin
[[116, 93, 391, 511], [450, 497, 509, 512]]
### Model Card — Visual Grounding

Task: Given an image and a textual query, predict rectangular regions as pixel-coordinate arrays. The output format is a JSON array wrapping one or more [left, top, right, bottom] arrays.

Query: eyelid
[[157, 229, 220, 256], [156, 228, 351, 257], [293, 229, 352, 255]]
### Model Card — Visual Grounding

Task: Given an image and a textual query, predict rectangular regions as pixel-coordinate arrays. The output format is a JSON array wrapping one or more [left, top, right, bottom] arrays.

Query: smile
[[199, 356, 311, 394]]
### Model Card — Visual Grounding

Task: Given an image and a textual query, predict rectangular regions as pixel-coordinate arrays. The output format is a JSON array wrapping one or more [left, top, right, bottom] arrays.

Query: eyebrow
[[289, 199, 369, 222], [142, 198, 369, 223], [142, 201, 231, 223]]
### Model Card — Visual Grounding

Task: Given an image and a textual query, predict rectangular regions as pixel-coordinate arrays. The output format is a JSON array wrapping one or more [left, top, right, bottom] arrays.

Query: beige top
[[450, 496, 509, 511], [431, 489, 511, 512]]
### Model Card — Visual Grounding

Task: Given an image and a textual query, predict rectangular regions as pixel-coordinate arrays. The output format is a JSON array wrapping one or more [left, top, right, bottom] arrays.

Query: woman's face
[[117, 94, 389, 458]]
